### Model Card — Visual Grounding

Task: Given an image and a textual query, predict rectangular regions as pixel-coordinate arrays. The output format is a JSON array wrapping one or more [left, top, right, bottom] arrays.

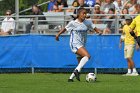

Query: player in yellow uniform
[[129, 15, 140, 47], [120, 16, 139, 76]]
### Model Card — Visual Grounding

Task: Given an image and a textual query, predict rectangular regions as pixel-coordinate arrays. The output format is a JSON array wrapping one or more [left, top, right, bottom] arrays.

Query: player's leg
[[68, 56, 82, 82], [73, 47, 90, 81], [75, 47, 90, 72], [126, 58, 132, 74], [124, 45, 132, 75], [128, 58, 138, 74], [127, 45, 138, 76], [77, 56, 83, 64]]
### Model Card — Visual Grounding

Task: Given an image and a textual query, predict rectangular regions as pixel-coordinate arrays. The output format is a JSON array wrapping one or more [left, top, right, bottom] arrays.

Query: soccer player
[[120, 16, 139, 76], [55, 7, 102, 82], [129, 15, 140, 47]]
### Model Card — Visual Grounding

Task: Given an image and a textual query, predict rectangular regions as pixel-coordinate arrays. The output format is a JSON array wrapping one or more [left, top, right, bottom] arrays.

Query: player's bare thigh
[[76, 47, 90, 58]]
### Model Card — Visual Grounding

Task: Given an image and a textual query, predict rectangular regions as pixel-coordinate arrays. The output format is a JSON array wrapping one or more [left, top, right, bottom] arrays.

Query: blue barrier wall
[[0, 35, 139, 68]]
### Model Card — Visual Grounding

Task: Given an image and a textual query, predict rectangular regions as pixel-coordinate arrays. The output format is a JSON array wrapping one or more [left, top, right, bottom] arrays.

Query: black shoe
[[68, 79, 74, 82], [74, 69, 80, 81]]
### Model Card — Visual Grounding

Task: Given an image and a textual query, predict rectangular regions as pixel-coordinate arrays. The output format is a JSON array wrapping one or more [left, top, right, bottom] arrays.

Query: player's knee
[[127, 58, 132, 61], [85, 55, 91, 59], [83, 56, 89, 62]]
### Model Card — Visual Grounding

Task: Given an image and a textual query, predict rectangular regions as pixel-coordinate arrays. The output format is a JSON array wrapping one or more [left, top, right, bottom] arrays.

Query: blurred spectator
[[66, 0, 79, 12], [71, 0, 89, 19], [101, 0, 115, 14], [53, 0, 68, 12], [125, 0, 137, 14], [92, 3, 104, 24], [121, 8, 129, 19], [72, 0, 79, 7], [26, 4, 47, 33], [103, 8, 116, 34], [74, 0, 89, 13], [47, 0, 56, 12], [96, 0, 106, 8], [131, 4, 140, 14], [85, 0, 96, 7], [119, 8, 129, 33], [96, 0, 102, 5], [0, 10, 15, 35], [113, 0, 124, 14]]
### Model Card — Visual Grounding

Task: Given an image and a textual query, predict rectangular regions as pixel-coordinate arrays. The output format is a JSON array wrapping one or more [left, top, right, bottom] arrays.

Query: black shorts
[[136, 36, 140, 47]]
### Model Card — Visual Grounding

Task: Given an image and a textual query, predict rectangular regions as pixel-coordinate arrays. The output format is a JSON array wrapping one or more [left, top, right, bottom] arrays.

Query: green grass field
[[0, 73, 140, 93]]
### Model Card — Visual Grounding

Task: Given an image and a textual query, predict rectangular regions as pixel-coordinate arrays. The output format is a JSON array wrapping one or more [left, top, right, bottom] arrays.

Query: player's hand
[[98, 31, 102, 35], [119, 43, 122, 49], [55, 34, 59, 41], [136, 44, 140, 51]]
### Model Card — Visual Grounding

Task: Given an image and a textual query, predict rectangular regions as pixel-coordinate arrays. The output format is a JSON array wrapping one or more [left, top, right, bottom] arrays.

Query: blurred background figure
[[96, 0, 102, 5], [131, 4, 140, 14], [119, 8, 129, 33], [119, 16, 139, 76], [103, 8, 116, 34], [74, 0, 89, 14], [53, 0, 68, 12], [101, 0, 115, 14], [124, 0, 137, 14], [121, 8, 129, 19], [0, 10, 15, 35], [113, 0, 124, 14], [47, 0, 56, 12], [66, 0, 79, 12], [85, 0, 96, 7], [26, 4, 46, 33], [72, 0, 79, 7], [92, 3, 104, 24]]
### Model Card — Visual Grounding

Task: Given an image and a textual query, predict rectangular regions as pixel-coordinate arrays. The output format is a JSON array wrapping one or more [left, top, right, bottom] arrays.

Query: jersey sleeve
[[87, 20, 96, 30], [65, 21, 75, 31], [129, 18, 136, 30], [122, 25, 126, 34]]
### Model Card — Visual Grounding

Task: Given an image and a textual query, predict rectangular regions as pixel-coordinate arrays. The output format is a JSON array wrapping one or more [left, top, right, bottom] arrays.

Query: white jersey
[[65, 19, 95, 53]]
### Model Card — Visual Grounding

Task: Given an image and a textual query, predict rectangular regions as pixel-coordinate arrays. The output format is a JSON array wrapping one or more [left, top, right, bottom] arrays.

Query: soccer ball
[[86, 73, 96, 83]]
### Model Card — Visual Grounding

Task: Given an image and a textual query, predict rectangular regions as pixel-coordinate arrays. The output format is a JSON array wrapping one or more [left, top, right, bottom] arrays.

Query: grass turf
[[0, 73, 140, 93]]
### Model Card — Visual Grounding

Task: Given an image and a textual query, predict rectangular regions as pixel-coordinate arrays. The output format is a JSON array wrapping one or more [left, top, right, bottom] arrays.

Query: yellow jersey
[[123, 25, 136, 45], [129, 15, 140, 36]]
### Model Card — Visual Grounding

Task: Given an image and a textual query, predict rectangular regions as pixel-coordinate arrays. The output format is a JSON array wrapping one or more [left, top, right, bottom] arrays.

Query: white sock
[[69, 73, 75, 79], [75, 56, 89, 72], [132, 68, 137, 73], [128, 69, 131, 73]]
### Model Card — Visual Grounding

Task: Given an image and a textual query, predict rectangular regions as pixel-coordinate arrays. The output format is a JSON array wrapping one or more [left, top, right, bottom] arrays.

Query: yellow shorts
[[124, 44, 135, 58]]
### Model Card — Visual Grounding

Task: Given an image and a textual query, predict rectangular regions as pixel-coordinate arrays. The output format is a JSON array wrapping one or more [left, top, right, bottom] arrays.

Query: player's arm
[[119, 28, 125, 49], [89, 20, 102, 35], [129, 19, 137, 39], [136, 43, 140, 50], [119, 35, 125, 49], [94, 27, 102, 35], [130, 28, 137, 39], [55, 28, 66, 41]]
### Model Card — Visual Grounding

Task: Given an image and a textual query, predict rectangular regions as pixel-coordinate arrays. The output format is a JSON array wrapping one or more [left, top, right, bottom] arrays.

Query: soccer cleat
[[122, 73, 132, 76], [74, 69, 80, 81], [68, 79, 74, 82], [131, 72, 139, 76]]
